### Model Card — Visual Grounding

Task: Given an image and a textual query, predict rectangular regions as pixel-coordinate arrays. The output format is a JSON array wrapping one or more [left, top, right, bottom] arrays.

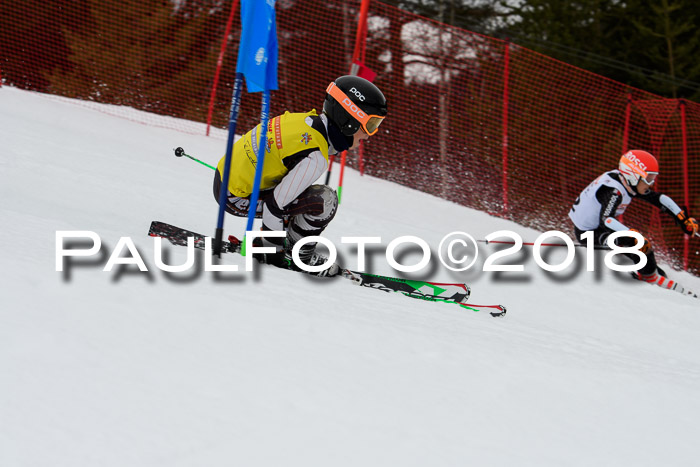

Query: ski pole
[[478, 239, 611, 250], [324, 153, 335, 185], [174, 147, 216, 170]]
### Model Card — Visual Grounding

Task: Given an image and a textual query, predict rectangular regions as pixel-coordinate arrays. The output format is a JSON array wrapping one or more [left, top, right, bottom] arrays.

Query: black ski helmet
[[323, 75, 387, 136]]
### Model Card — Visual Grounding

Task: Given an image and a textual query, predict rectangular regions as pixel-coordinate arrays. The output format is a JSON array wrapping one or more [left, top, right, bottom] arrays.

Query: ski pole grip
[[174, 147, 185, 157], [213, 227, 224, 257]]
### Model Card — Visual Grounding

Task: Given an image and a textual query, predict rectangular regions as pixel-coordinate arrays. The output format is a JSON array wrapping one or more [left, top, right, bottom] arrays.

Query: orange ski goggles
[[326, 82, 385, 135]]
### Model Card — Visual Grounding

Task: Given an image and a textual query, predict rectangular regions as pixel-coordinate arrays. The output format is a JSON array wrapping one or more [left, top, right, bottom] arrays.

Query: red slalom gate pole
[[501, 38, 510, 215], [337, 0, 371, 203], [206, 0, 240, 136], [680, 100, 690, 270], [622, 92, 632, 152]]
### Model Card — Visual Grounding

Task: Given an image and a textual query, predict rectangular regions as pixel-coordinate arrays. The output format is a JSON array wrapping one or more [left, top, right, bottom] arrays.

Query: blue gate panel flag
[[237, 0, 278, 93]]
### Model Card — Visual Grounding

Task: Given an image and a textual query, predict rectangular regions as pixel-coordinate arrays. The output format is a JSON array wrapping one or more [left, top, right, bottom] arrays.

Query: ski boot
[[252, 238, 340, 277]]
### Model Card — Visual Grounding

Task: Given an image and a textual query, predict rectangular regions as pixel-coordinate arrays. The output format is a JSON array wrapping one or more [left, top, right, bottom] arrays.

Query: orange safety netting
[[2, 0, 698, 274]]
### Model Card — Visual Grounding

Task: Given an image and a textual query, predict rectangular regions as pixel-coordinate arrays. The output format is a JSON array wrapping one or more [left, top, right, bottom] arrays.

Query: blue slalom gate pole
[[214, 72, 244, 256], [245, 90, 271, 234], [213, 0, 277, 256]]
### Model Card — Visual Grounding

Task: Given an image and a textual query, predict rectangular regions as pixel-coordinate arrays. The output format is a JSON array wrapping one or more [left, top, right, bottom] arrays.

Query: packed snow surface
[[2, 87, 700, 466]]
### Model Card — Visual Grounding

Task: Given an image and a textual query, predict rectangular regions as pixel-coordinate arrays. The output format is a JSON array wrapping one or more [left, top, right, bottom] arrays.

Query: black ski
[[148, 221, 506, 316]]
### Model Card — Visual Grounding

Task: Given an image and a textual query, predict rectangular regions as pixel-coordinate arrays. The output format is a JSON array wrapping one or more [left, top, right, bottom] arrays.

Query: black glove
[[616, 229, 651, 254]]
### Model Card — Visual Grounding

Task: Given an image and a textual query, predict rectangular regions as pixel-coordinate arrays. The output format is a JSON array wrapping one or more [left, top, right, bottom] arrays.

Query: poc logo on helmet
[[342, 98, 367, 119], [624, 151, 647, 171], [348, 87, 366, 101]]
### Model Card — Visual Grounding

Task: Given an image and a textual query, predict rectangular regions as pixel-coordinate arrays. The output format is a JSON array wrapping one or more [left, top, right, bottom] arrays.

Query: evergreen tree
[[497, 0, 700, 100], [380, 0, 501, 34], [497, 0, 626, 76], [622, 0, 700, 100]]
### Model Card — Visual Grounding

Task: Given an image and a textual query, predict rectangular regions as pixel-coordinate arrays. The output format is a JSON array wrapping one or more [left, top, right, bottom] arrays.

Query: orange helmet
[[618, 150, 659, 187]]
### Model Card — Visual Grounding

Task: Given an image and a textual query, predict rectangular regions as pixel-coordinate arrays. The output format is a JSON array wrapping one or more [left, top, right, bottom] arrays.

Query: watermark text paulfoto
[[55, 230, 648, 274]]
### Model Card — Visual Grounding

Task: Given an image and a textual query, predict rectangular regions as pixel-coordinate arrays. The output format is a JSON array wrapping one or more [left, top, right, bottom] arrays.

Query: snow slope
[[2, 87, 700, 467]]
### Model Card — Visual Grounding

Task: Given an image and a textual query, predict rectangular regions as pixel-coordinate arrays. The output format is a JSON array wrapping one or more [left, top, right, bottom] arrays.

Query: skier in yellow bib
[[213, 75, 388, 276]]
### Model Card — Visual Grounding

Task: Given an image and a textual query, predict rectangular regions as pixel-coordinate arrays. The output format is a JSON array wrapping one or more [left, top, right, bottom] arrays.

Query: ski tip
[[458, 303, 507, 317], [147, 221, 162, 237]]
